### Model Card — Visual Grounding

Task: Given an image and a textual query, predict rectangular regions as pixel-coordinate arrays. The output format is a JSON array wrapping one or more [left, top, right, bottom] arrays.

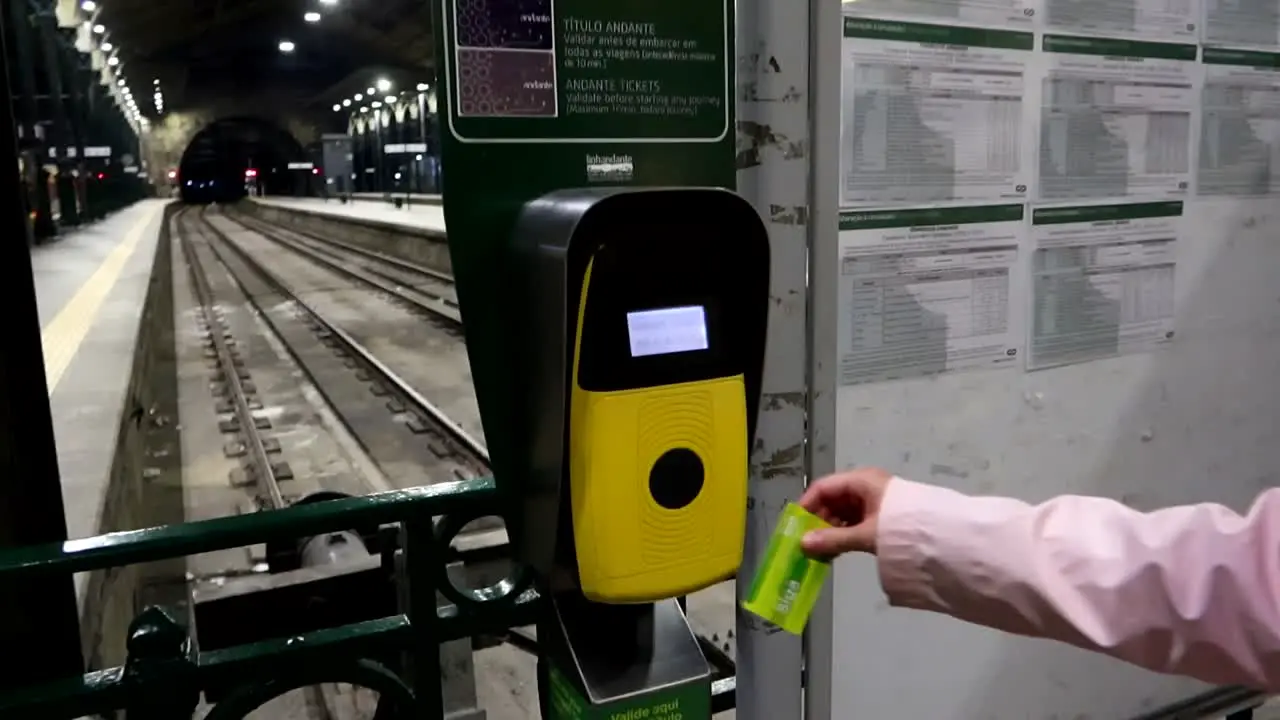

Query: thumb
[[802, 525, 874, 558]]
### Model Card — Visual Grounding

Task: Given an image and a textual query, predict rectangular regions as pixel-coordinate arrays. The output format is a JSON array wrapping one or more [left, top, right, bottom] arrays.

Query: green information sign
[[546, 666, 711, 720], [431, 0, 736, 511]]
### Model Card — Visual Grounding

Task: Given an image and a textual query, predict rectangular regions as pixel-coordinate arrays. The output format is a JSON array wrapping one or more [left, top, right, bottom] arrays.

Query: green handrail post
[[407, 512, 447, 720]]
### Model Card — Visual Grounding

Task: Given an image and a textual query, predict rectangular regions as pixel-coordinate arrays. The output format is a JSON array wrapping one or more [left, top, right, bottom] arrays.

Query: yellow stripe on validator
[[41, 202, 163, 394]]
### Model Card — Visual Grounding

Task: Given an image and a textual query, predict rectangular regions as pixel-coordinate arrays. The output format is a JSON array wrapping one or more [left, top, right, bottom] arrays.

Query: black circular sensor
[[649, 448, 705, 510]]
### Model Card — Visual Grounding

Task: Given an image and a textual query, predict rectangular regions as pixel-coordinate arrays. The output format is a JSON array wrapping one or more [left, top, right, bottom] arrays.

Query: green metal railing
[[0, 477, 538, 719]]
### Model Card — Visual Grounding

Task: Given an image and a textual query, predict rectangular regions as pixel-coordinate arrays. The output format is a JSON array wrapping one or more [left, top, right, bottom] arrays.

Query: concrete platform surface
[[254, 195, 446, 234], [33, 199, 168, 542]]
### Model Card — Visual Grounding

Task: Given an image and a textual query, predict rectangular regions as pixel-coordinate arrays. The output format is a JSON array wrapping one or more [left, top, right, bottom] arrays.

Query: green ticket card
[[741, 502, 831, 635]]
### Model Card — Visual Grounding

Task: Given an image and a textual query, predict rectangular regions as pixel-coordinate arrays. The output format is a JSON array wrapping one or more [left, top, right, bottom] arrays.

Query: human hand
[[797, 467, 894, 558]]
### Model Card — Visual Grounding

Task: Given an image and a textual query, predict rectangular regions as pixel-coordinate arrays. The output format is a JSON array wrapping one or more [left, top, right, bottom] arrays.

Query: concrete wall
[[79, 203, 186, 670]]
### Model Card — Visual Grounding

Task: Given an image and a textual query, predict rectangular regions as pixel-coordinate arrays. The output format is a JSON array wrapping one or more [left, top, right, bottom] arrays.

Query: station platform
[[253, 195, 446, 235], [32, 199, 168, 543]]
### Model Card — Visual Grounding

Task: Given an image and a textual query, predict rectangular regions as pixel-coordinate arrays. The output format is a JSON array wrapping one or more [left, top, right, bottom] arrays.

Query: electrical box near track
[[514, 187, 770, 604]]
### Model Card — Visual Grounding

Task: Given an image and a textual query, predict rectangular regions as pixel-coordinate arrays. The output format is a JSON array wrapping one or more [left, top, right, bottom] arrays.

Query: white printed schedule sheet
[[1205, 0, 1280, 48], [1038, 35, 1199, 202], [1042, 0, 1198, 41], [1199, 48, 1280, 197], [840, 18, 1034, 207], [1028, 201, 1182, 370], [837, 205, 1027, 385]]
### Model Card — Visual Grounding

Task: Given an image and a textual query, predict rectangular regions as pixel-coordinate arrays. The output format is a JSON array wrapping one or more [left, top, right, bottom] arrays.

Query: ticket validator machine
[[513, 187, 770, 719]]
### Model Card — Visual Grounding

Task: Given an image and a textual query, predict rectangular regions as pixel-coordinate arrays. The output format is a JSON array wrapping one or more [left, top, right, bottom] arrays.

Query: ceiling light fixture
[[92, 24, 105, 34], [81, 0, 97, 11], [371, 100, 382, 108], [117, 77, 126, 86], [354, 93, 363, 101], [278, 40, 296, 53], [359, 106, 369, 113], [384, 95, 396, 104], [342, 99, 352, 107], [319, 0, 338, 5], [333, 104, 342, 112], [107, 56, 119, 66], [101, 41, 113, 51], [376, 78, 392, 91], [416, 82, 428, 91], [366, 86, 376, 95], [304, 11, 321, 22]]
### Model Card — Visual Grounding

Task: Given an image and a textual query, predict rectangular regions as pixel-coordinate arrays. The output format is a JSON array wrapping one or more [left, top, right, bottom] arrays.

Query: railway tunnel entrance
[[178, 116, 307, 203]]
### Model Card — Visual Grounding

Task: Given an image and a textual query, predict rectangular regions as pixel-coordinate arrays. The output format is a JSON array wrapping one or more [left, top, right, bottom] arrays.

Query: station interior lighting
[[366, 86, 376, 95], [304, 11, 321, 22], [370, 100, 382, 108], [319, 0, 338, 5], [333, 103, 341, 112], [384, 95, 396, 104], [417, 82, 429, 91], [101, 40, 113, 51], [359, 106, 369, 113], [81, 0, 97, 11], [107, 56, 119, 66], [92, 23, 105, 33], [343, 98, 352, 107], [278, 40, 296, 53], [376, 78, 392, 92], [354, 93, 363, 101]]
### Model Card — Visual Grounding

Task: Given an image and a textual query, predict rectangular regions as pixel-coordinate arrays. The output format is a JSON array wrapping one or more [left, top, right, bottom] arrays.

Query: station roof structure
[[84, 0, 435, 120]]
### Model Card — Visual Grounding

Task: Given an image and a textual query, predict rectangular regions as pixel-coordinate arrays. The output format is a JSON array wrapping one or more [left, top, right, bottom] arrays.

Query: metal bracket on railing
[[123, 605, 199, 720]]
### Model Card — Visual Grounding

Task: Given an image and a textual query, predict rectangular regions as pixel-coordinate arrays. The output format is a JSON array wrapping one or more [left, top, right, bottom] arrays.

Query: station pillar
[[0, 9, 86, 686], [7, 0, 56, 239], [36, 9, 78, 227]]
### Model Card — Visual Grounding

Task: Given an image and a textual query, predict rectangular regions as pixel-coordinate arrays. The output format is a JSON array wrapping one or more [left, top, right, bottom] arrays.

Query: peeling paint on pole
[[735, 0, 811, 717]]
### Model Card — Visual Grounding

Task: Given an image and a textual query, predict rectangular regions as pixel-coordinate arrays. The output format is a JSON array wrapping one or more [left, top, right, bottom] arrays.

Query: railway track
[[173, 205, 499, 719], [176, 206, 488, 496], [225, 209, 462, 326]]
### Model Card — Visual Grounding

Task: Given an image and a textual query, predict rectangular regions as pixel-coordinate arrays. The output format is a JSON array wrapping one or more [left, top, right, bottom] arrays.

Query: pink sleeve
[[876, 477, 1280, 690]]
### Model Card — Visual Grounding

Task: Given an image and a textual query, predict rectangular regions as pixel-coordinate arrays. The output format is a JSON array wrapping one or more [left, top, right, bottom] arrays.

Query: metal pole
[[8, 0, 55, 239], [0, 9, 86, 687], [733, 0, 811, 714], [35, 6, 78, 226], [804, 1, 843, 720]]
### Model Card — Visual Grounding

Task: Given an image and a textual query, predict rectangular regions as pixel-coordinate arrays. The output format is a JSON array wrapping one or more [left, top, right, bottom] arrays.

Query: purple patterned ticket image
[[454, 0, 558, 117], [457, 49, 558, 117], [455, 0, 554, 50]]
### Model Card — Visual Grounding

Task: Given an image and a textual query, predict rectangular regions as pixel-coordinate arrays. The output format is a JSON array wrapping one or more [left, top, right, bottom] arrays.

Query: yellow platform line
[[41, 202, 164, 394]]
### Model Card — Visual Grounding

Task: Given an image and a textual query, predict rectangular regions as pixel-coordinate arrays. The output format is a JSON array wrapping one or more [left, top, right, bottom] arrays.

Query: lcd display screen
[[626, 306, 709, 358]]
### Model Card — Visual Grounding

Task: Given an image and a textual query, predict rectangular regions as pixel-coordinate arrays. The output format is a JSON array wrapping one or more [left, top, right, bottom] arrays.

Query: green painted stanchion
[[430, 0, 750, 717]]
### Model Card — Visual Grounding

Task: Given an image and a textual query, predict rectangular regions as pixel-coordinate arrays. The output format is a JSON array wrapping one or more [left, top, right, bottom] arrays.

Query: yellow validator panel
[[570, 259, 750, 603], [511, 188, 771, 606]]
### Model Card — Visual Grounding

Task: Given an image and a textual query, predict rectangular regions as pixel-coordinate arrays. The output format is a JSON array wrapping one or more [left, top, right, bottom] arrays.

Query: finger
[[797, 475, 849, 514], [801, 525, 873, 558]]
